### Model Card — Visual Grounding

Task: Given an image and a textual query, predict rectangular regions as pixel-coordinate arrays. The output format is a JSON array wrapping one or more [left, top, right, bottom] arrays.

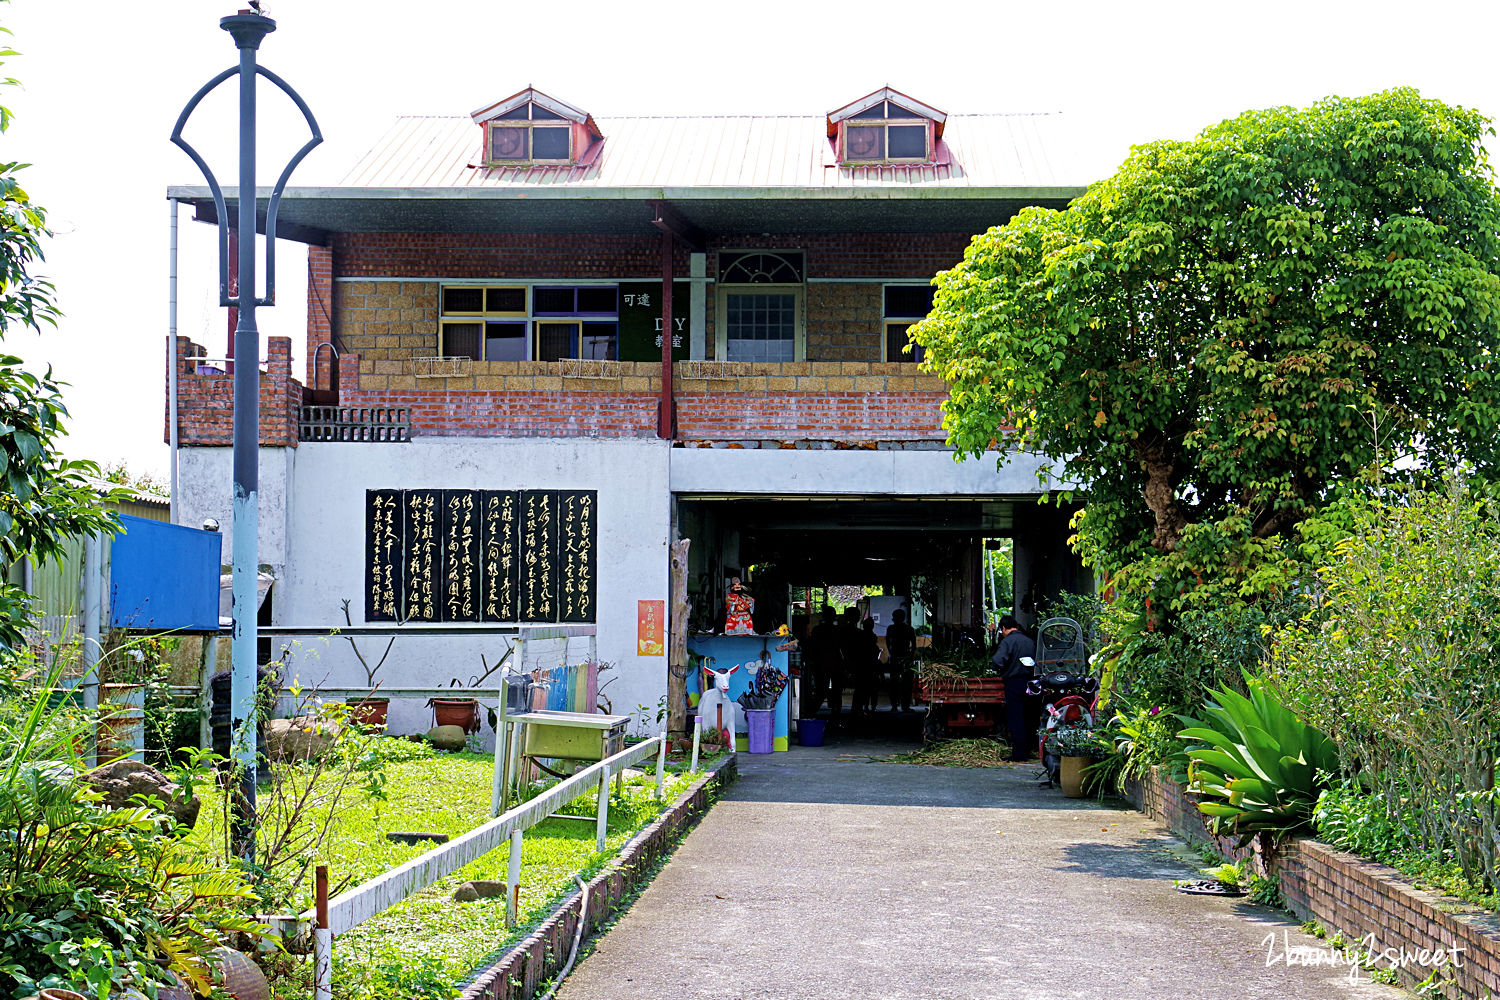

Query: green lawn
[[190, 745, 700, 1000]]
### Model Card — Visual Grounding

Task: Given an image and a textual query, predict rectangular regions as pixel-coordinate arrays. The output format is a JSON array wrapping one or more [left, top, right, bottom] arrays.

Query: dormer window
[[845, 101, 929, 160], [471, 88, 604, 167], [828, 87, 947, 166], [489, 103, 572, 162]]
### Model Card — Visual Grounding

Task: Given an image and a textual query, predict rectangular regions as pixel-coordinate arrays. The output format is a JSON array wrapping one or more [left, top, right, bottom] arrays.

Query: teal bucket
[[797, 718, 826, 747]]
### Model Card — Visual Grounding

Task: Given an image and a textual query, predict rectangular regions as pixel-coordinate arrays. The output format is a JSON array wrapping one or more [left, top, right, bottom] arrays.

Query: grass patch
[[885, 738, 1014, 768], [189, 744, 699, 1000]]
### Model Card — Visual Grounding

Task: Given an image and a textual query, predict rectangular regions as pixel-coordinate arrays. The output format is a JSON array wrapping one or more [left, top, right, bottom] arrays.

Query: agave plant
[[1178, 674, 1340, 846]]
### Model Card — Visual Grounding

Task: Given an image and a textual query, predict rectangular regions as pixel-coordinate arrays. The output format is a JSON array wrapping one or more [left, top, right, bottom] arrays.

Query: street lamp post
[[171, 9, 321, 859]]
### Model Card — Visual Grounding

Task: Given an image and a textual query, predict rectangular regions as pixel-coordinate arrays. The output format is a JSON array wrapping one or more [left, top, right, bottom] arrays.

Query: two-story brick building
[[167, 86, 1089, 736]]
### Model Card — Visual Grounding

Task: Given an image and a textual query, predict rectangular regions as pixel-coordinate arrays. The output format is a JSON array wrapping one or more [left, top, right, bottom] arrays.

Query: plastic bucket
[[747, 709, 774, 753], [798, 718, 826, 747]]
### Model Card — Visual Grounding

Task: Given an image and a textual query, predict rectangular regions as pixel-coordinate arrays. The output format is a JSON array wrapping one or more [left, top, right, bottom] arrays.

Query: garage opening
[[675, 495, 1086, 748]]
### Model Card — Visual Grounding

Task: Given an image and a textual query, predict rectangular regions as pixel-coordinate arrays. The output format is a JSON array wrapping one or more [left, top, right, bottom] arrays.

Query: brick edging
[[1128, 767, 1500, 997], [460, 755, 739, 1000]]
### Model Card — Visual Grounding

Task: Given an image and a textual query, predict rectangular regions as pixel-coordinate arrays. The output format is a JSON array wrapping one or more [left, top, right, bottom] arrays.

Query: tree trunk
[[668, 537, 691, 740], [1137, 437, 1188, 552]]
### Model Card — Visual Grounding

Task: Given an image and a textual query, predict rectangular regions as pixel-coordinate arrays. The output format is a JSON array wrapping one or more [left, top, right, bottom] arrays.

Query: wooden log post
[[668, 537, 691, 741]]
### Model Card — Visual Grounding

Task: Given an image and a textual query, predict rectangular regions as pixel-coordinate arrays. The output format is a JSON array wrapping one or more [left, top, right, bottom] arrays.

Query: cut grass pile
[[190, 743, 697, 1000], [886, 737, 1014, 768]]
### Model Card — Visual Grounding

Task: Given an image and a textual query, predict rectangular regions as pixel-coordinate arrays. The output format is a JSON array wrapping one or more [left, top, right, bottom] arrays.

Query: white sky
[[5, 0, 1500, 482]]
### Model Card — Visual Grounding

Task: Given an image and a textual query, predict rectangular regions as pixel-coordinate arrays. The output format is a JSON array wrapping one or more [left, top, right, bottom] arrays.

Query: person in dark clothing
[[848, 615, 881, 714], [806, 607, 843, 722], [992, 614, 1037, 761], [884, 608, 916, 712]]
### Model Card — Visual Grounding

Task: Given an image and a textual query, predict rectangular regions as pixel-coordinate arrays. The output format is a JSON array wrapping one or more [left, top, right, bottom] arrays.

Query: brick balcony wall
[[167, 335, 302, 447], [172, 233, 969, 447]]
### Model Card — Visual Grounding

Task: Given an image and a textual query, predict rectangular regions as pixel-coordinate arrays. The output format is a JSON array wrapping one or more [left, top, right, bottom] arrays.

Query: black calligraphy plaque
[[403, 489, 441, 622], [480, 490, 520, 622], [365, 489, 403, 621], [557, 490, 597, 623], [519, 490, 559, 623], [441, 490, 481, 622]]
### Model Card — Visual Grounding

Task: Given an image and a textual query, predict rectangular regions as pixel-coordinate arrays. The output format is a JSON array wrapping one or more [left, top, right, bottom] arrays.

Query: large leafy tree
[[912, 89, 1500, 636], [0, 15, 120, 649]]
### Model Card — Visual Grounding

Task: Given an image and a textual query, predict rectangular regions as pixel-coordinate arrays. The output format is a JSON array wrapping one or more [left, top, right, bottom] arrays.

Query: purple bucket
[[747, 709, 774, 754]]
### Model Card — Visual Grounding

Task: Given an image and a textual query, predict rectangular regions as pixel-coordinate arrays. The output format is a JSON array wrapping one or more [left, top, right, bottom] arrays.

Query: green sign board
[[618, 281, 691, 362]]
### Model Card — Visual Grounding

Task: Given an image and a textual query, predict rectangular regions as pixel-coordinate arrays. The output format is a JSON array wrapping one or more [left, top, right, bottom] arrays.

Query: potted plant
[[339, 599, 395, 728], [1048, 724, 1103, 798]]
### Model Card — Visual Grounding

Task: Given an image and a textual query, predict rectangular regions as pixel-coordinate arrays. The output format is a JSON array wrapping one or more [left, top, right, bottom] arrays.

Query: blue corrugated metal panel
[[109, 515, 219, 632]]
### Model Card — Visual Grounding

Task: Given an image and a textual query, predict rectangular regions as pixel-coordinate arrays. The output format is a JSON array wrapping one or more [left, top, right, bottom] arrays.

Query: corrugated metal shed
[[341, 113, 1075, 191]]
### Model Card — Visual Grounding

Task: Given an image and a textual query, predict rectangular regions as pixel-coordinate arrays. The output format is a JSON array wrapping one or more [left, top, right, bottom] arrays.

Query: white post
[[313, 928, 331, 1000], [654, 731, 667, 801], [505, 829, 523, 929], [726, 708, 736, 756], [498, 716, 516, 815], [504, 720, 524, 812], [690, 716, 701, 773], [594, 769, 610, 853], [81, 533, 103, 762], [167, 198, 180, 525], [199, 636, 217, 750]]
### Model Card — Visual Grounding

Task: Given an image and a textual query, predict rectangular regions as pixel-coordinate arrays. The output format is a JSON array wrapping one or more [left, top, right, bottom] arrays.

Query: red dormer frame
[[470, 87, 605, 167], [827, 87, 947, 165]]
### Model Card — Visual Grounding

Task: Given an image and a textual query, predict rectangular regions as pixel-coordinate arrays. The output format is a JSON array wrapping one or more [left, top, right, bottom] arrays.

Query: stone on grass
[[427, 724, 468, 751], [266, 716, 343, 762], [386, 830, 450, 845], [453, 879, 509, 902], [86, 760, 199, 830]]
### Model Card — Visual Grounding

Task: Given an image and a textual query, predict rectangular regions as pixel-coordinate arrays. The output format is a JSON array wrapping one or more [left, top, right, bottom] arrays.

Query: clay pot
[[348, 697, 389, 728], [1060, 755, 1089, 798], [40, 989, 90, 1000], [211, 946, 269, 1000], [429, 697, 479, 733]]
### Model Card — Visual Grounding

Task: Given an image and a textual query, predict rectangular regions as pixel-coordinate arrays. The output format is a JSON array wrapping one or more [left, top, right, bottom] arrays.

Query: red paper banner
[[637, 599, 665, 656]]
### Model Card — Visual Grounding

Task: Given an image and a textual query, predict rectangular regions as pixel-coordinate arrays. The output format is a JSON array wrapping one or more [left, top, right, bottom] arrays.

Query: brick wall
[[807, 283, 883, 361], [167, 335, 302, 447], [1129, 768, 1500, 998], [174, 233, 966, 446], [308, 245, 334, 392], [333, 232, 968, 282]]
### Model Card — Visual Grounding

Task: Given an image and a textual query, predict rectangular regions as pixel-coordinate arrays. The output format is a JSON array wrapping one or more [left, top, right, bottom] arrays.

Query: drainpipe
[[82, 533, 102, 721], [168, 198, 180, 524], [659, 230, 674, 440]]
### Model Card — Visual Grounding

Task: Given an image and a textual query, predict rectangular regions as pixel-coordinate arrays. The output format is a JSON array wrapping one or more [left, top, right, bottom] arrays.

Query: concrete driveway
[[555, 739, 1403, 1000]]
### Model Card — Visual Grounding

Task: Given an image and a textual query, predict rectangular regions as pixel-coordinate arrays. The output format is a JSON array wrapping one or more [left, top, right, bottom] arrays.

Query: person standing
[[806, 606, 843, 722], [992, 614, 1037, 761], [884, 607, 916, 713], [847, 614, 881, 714]]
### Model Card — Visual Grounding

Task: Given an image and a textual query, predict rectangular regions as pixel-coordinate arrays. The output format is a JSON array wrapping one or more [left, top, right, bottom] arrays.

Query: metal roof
[[340, 112, 1075, 190], [167, 112, 1087, 241]]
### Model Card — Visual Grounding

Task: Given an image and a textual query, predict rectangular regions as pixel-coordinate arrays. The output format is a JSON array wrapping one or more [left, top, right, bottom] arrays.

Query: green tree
[[0, 15, 120, 649], [912, 89, 1500, 687]]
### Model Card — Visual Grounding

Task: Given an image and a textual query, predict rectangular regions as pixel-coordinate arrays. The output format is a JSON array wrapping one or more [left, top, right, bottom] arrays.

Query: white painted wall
[[178, 447, 295, 570], [179, 438, 673, 740], [669, 447, 1068, 497]]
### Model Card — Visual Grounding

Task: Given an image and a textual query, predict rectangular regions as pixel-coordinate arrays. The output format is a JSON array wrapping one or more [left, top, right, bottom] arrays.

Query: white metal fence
[[303, 732, 672, 1000]]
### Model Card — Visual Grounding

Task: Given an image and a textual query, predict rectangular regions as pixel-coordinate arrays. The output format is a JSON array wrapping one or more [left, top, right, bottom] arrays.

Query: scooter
[[1028, 670, 1100, 787]]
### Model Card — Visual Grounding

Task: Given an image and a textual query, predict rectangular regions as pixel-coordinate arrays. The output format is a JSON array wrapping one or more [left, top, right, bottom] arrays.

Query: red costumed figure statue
[[724, 576, 755, 635]]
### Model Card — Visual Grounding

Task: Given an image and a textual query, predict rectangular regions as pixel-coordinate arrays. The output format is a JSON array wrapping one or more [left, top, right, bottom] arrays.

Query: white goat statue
[[698, 662, 742, 750]]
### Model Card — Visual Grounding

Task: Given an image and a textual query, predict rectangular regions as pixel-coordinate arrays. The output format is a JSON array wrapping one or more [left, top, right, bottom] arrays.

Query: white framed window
[[716, 287, 804, 363], [883, 285, 935, 363], [487, 102, 573, 164]]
